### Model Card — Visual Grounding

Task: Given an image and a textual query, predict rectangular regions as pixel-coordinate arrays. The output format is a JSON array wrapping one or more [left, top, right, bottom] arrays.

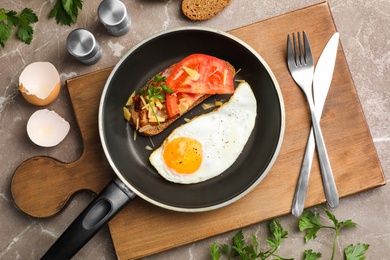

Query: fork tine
[[297, 32, 303, 65], [287, 34, 296, 68], [293, 33, 298, 65], [302, 31, 313, 65]]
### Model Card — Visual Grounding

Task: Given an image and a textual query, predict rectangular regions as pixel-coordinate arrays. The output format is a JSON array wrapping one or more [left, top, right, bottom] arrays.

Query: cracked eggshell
[[19, 62, 61, 106], [27, 109, 70, 147]]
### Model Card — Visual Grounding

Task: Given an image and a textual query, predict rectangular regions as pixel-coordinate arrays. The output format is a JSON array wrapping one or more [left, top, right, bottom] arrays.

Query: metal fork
[[287, 32, 338, 211]]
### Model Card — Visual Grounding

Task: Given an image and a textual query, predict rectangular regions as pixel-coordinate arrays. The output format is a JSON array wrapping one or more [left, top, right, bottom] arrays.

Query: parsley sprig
[[211, 219, 291, 260], [0, 8, 38, 47], [154, 74, 173, 94], [49, 0, 83, 26], [344, 243, 370, 260], [211, 207, 370, 260], [140, 75, 173, 126], [299, 206, 362, 260], [0, 0, 83, 48], [140, 75, 173, 99], [304, 249, 322, 260]]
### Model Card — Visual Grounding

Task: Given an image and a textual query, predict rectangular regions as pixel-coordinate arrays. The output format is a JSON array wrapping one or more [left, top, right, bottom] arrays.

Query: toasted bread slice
[[129, 93, 212, 136], [126, 61, 235, 137], [182, 0, 232, 21]]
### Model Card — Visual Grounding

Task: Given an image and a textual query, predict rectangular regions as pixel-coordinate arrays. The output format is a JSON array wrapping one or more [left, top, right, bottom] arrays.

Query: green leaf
[[154, 74, 166, 82], [49, 0, 82, 26], [325, 209, 338, 226], [0, 11, 7, 22], [62, 0, 82, 22], [221, 244, 230, 255], [299, 210, 321, 231], [212, 224, 290, 260], [304, 249, 322, 260], [265, 237, 277, 249], [264, 219, 289, 260], [210, 243, 220, 260], [273, 219, 288, 239], [5, 10, 19, 25], [232, 230, 245, 253], [49, 1, 72, 26], [154, 93, 166, 100], [273, 256, 294, 260], [0, 22, 12, 47], [299, 210, 322, 243], [339, 219, 357, 229], [0, 8, 38, 47], [250, 234, 259, 252], [14, 8, 38, 45], [344, 243, 369, 260], [243, 245, 257, 259], [62, 0, 75, 14], [19, 8, 38, 23], [162, 84, 173, 94], [231, 231, 260, 260], [147, 87, 155, 98], [16, 25, 33, 44]]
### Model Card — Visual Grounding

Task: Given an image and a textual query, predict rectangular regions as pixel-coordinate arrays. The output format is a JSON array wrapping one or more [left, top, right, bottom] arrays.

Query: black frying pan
[[41, 27, 285, 259]]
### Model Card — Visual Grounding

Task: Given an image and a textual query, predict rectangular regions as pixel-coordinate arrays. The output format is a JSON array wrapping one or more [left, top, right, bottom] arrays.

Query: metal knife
[[292, 32, 340, 217]]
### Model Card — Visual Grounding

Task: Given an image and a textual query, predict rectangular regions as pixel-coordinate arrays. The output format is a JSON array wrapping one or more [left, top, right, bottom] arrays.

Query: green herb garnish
[[162, 84, 173, 94], [344, 243, 370, 260], [0, 8, 38, 47], [211, 219, 291, 260], [299, 207, 357, 260], [141, 75, 173, 126], [210, 207, 369, 260], [49, 0, 83, 26], [304, 249, 322, 260], [147, 86, 165, 101], [154, 74, 166, 82]]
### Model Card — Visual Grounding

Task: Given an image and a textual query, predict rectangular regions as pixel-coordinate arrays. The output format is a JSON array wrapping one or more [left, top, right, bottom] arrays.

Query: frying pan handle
[[41, 178, 136, 260]]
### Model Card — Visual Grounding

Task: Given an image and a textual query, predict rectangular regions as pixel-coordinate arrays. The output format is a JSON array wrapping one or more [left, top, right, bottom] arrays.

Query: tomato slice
[[166, 54, 234, 95], [166, 93, 180, 117], [166, 92, 204, 117]]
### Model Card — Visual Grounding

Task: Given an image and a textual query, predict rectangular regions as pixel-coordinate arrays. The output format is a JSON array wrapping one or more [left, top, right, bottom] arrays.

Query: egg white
[[149, 81, 257, 184]]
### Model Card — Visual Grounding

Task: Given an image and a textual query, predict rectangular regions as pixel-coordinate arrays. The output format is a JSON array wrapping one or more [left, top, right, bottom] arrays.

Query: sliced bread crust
[[129, 93, 211, 136], [182, 0, 232, 21]]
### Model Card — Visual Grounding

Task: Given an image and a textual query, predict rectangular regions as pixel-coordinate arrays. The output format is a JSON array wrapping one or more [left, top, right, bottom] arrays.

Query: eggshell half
[[19, 62, 61, 106], [27, 109, 70, 147]]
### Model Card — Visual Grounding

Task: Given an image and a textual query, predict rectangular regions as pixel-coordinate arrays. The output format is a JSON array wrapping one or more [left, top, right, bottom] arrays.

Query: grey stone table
[[1, 0, 389, 259]]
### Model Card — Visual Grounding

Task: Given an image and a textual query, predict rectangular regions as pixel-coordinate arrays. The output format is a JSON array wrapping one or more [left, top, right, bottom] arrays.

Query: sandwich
[[123, 53, 236, 136]]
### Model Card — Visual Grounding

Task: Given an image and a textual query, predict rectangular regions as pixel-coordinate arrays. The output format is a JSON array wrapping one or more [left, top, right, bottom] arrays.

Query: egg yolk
[[163, 137, 203, 174]]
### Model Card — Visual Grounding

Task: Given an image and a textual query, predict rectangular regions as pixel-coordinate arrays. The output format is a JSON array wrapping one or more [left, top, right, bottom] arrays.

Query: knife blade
[[292, 32, 340, 217]]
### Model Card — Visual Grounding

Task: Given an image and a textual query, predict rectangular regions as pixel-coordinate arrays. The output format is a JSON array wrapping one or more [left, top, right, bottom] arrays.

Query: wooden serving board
[[12, 2, 385, 259]]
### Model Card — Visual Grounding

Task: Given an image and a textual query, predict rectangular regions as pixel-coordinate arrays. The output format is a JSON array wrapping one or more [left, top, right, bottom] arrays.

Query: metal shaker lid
[[66, 28, 102, 65], [98, 0, 131, 36]]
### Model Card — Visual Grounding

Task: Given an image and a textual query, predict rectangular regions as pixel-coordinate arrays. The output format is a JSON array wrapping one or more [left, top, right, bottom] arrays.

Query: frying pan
[[41, 27, 285, 259]]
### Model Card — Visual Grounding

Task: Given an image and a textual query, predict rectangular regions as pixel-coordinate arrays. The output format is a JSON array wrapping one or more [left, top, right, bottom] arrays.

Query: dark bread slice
[[182, 0, 232, 21], [128, 61, 235, 136], [129, 93, 212, 136]]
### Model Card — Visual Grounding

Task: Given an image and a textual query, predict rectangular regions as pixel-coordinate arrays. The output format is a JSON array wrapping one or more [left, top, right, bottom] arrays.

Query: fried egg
[[149, 81, 257, 184]]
